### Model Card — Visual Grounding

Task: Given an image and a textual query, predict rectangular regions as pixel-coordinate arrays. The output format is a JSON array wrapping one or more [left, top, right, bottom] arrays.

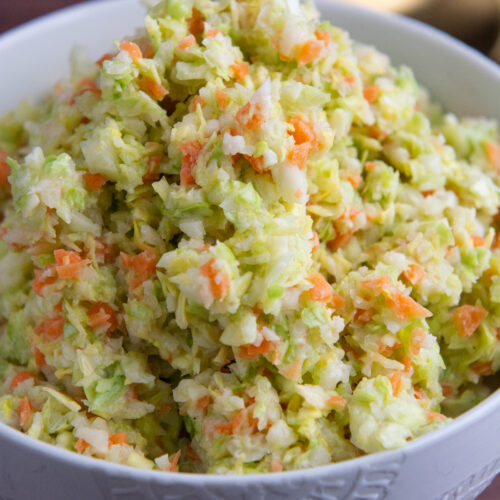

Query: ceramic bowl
[[0, 1, 499, 499]]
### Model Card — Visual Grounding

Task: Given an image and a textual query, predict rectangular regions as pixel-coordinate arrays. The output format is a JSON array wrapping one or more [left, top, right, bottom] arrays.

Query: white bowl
[[0, 1, 499, 499]]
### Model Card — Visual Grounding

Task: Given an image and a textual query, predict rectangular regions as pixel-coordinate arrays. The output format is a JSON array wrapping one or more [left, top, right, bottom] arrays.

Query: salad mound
[[1, 0, 499, 474]]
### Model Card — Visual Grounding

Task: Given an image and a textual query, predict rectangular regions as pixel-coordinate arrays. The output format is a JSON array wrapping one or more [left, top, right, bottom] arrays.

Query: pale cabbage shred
[[0, 0, 499, 474]]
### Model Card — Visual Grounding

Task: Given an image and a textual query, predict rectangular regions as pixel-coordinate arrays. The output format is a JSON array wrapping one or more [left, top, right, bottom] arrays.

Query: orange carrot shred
[[231, 61, 249, 81], [10, 371, 36, 392], [287, 143, 311, 169], [168, 450, 182, 472], [120, 40, 143, 60], [485, 141, 500, 172], [363, 85, 380, 104], [327, 395, 345, 407], [307, 272, 333, 302], [471, 235, 486, 248], [314, 29, 332, 46], [87, 302, 118, 333], [196, 396, 211, 409], [109, 432, 128, 447], [0, 150, 11, 187], [200, 258, 230, 299], [402, 265, 425, 286], [83, 172, 107, 191], [96, 52, 114, 67], [34, 346, 46, 367], [188, 8, 204, 37], [138, 77, 168, 101], [289, 116, 315, 145], [18, 397, 32, 426], [470, 361, 492, 376], [297, 40, 323, 67], [390, 371, 402, 396], [75, 438, 90, 454], [410, 327, 426, 355], [453, 305, 488, 337], [215, 89, 228, 110], [179, 141, 202, 186]]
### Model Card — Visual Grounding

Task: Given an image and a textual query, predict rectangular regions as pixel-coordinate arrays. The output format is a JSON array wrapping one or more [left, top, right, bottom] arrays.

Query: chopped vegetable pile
[[0, 0, 499, 474]]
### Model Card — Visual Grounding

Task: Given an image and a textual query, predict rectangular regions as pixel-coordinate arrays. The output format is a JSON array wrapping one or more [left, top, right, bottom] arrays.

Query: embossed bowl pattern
[[0, 1, 499, 499]]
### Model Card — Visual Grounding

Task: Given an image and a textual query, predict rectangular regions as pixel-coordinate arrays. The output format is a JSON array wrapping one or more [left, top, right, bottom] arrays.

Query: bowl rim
[[0, 0, 499, 484]]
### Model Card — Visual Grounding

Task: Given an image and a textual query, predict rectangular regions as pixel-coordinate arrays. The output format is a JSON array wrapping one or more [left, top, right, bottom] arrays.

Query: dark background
[[0, 1, 499, 498]]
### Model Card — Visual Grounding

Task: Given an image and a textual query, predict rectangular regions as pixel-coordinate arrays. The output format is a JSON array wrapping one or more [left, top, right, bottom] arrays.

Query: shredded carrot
[[96, 52, 113, 67], [413, 386, 427, 400], [365, 161, 377, 171], [427, 411, 446, 422], [168, 450, 182, 472], [188, 7, 204, 37], [94, 240, 115, 263], [307, 272, 333, 302], [238, 339, 275, 361], [385, 293, 432, 322], [353, 307, 375, 325], [35, 315, 64, 341], [215, 89, 228, 110], [390, 371, 402, 396], [71, 79, 101, 103], [231, 61, 249, 81], [402, 356, 412, 373], [109, 432, 128, 447], [453, 305, 488, 337], [297, 40, 323, 67], [470, 360, 492, 376], [10, 371, 36, 392], [362, 274, 431, 321], [289, 116, 315, 145], [34, 346, 46, 367], [120, 40, 143, 60], [287, 143, 311, 169], [402, 265, 425, 286], [83, 172, 107, 191], [378, 340, 402, 357], [179, 141, 202, 186], [271, 459, 283, 473], [32, 267, 57, 296], [347, 175, 362, 189], [236, 102, 264, 131], [54, 249, 89, 279], [189, 95, 205, 112], [280, 358, 303, 381], [121, 248, 158, 289], [87, 302, 118, 333], [196, 395, 211, 409], [0, 150, 11, 187], [327, 395, 345, 407], [363, 85, 380, 104], [307, 231, 320, 254], [471, 235, 486, 248], [138, 77, 168, 100], [144, 155, 162, 182], [485, 141, 500, 172], [200, 258, 230, 299], [410, 327, 426, 355], [331, 293, 345, 310], [18, 397, 32, 426], [75, 438, 90, 454], [314, 29, 332, 46], [205, 28, 220, 38], [185, 444, 200, 462], [327, 231, 354, 251], [441, 383, 454, 397]]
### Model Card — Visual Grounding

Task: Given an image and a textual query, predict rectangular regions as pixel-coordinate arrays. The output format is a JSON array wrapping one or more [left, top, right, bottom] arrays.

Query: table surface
[[0, 1, 499, 499]]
